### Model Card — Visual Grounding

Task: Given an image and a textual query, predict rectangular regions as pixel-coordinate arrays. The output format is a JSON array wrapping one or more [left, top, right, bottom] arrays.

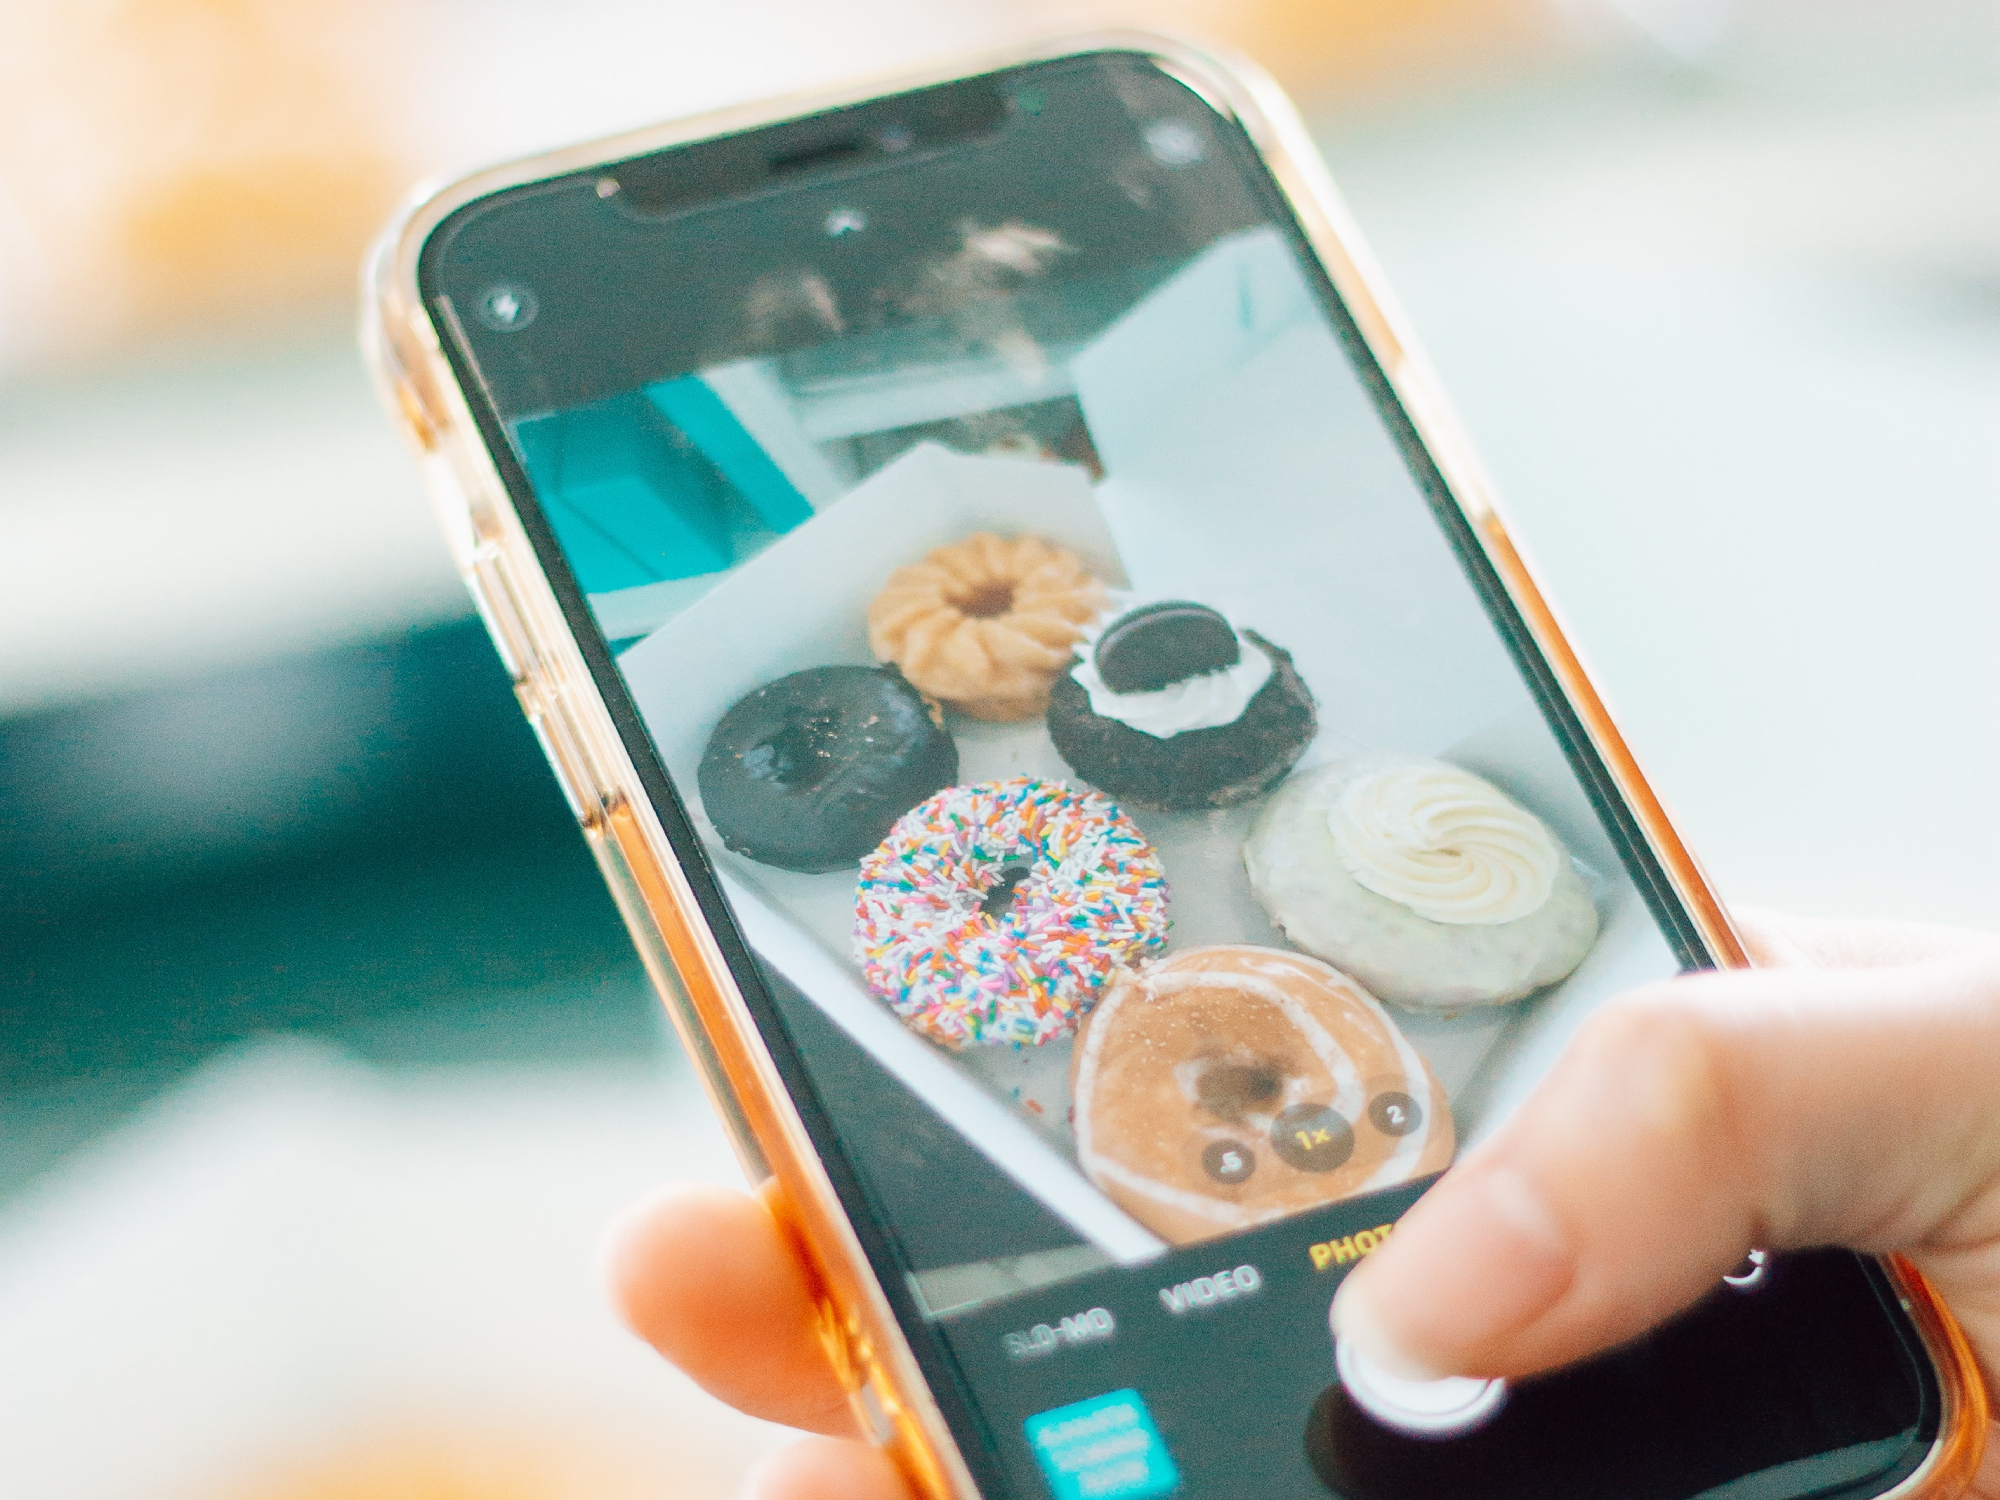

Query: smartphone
[[364, 34, 1984, 1500]]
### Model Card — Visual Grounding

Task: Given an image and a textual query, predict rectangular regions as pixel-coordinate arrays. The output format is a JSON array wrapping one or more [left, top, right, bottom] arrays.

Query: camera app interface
[[418, 54, 1930, 1500]]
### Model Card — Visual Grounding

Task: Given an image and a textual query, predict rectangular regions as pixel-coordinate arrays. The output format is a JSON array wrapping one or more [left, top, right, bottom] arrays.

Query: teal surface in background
[[0, 618, 660, 1206]]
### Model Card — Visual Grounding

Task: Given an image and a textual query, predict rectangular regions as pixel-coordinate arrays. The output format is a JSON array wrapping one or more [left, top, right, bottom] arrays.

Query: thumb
[[1331, 939, 2000, 1393]]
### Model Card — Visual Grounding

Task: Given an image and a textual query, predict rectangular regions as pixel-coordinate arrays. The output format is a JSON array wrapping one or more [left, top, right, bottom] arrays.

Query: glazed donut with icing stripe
[[1072, 945, 1454, 1246]]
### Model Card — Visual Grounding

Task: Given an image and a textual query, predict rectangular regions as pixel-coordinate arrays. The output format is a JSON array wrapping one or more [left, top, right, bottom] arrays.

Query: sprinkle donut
[[854, 777, 1169, 1048]]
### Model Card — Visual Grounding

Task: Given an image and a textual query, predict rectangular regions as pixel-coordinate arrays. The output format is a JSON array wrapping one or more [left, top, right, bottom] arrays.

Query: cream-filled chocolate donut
[[1243, 755, 1599, 1010], [1072, 945, 1453, 1246]]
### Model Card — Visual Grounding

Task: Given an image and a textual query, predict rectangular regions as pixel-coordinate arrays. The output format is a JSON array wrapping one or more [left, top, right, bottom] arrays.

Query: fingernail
[[1332, 1165, 1574, 1379]]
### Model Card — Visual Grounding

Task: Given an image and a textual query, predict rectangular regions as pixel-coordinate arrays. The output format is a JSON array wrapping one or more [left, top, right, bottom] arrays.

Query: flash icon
[[474, 284, 536, 331]]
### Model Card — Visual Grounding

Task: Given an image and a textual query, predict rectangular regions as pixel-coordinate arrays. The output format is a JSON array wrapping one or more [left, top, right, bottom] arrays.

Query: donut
[[1072, 945, 1453, 1246], [867, 532, 1106, 721], [1048, 599, 1317, 810], [697, 666, 958, 872], [1244, 755, 1599, 1009], [853, 777, 1169, 1048]]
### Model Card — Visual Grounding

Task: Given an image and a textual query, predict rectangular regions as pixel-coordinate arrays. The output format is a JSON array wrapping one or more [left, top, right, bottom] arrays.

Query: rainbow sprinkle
[[853, 777, 1170, 1049]]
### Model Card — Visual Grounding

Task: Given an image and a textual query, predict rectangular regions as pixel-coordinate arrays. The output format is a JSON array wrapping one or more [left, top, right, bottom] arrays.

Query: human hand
[[1334, 910, 2000, 1498], [611, 911, 2000, 1499], [609, 1179, 910, 1499]]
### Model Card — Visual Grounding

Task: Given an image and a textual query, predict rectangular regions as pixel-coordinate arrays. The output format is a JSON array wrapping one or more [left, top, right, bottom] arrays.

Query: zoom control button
[[1333, 1331, 1506, 1438]]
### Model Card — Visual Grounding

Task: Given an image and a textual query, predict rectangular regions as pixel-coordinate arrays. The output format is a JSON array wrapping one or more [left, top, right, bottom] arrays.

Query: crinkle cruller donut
[[868, 532, 1106, 721], [1072, 945, 1453, 1246], [853, 777, 1169, 1048], [1244, 755, 1599, 1010]]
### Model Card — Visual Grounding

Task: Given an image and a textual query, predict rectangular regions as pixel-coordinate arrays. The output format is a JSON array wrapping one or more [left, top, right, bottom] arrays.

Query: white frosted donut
[[1072, 945, 1453, 1247], [1243, 755, 1599, 1010]]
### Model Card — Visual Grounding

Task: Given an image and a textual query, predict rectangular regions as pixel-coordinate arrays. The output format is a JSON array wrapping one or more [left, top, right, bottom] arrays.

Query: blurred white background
[[1, 1, 1993, 1497]]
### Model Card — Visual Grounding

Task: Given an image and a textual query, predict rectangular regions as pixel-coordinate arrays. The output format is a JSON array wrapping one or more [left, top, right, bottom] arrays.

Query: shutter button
[[1331, 1308, 1507, 1438]]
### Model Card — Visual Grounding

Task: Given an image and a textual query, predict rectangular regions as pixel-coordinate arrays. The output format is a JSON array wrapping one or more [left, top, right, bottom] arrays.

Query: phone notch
[[600, 76, 1007, 221]]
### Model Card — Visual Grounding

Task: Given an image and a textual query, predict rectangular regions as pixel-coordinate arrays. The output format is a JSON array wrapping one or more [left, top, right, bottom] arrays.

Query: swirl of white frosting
[[1069, 600, 1272, 739], [1327, 764, 1558, 926]]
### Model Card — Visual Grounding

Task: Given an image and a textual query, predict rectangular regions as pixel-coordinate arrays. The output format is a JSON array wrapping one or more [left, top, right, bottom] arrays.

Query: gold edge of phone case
[[359, 30, 1986, 1500]]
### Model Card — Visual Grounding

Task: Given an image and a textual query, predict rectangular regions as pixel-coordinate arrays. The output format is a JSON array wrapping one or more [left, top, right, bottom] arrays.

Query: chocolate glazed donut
[[698, 666, 958, 872]]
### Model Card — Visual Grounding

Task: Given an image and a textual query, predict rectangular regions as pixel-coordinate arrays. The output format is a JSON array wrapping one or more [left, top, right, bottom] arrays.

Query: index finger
[[1332, 951, 2000, 1383]]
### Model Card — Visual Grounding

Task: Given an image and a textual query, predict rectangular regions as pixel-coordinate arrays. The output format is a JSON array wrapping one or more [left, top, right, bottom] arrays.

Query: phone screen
[[419, 51, 1937, 1500]]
